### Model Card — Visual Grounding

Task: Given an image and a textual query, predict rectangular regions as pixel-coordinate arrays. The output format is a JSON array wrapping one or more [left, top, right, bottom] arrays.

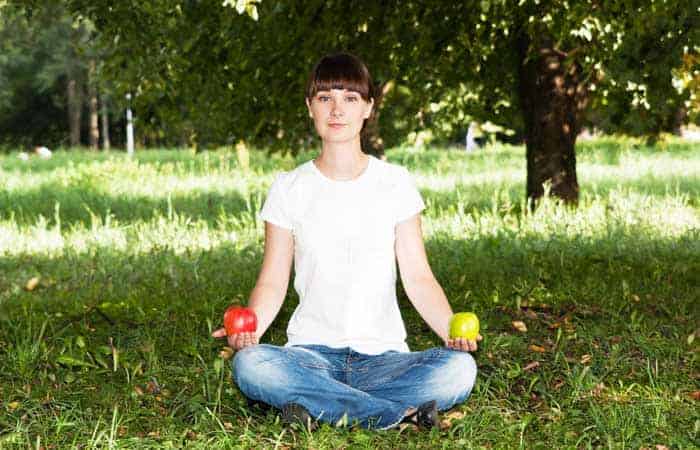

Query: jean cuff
[[377, 409, 410, 430]]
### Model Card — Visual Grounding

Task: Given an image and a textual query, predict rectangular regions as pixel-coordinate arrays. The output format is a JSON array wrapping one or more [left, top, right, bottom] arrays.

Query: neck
[[315, 138, 368, 180]]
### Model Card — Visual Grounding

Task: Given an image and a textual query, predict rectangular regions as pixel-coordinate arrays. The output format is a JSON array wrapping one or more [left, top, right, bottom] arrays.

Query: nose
[[330, 99, 343, 118]]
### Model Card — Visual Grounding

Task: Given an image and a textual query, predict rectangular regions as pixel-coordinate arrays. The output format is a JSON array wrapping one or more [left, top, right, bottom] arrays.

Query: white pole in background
[[126, 92, 134, 156], [465, 121, 477, 152]]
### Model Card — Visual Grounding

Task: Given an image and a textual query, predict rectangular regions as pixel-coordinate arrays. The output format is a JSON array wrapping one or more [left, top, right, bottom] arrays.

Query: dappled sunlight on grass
[[0, 140, 698, 448]]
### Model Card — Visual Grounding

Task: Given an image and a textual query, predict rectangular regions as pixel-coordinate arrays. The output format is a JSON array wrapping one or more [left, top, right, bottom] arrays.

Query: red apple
[[223, 306, 257, 336]]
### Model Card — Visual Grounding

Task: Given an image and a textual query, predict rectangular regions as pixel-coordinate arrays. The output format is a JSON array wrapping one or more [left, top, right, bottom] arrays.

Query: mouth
[[328, 123, 346, 128]]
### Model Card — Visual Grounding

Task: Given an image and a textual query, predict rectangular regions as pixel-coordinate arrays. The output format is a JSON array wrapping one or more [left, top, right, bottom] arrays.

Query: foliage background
[[1, 0, 698, 151]]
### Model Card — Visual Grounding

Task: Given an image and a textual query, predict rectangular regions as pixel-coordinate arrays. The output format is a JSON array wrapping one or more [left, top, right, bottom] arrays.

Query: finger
[[232, 334, 245, 350], [461, 338, 469, 351], [231, 333, 246, 349], [477, 334, 483, 342], [211, 328, 227, 338], [239, 333, 250, 349], [468, 339, 478, 352]]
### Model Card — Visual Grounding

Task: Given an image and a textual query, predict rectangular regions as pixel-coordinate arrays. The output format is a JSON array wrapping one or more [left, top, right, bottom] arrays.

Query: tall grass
[[0, 140, 698, 449]]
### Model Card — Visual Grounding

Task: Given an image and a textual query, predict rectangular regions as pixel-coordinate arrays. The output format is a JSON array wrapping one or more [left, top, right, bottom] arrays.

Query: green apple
[[449, 312, 480, 340]]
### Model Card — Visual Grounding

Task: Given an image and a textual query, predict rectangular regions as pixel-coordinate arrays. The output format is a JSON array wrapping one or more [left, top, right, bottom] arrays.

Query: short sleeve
[[394, 168, 426, 224], [258, 173, 293, 230]]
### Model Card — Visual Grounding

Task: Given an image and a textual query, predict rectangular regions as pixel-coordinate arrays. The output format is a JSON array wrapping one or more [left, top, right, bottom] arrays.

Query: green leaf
[[57, 355, 98, 369]]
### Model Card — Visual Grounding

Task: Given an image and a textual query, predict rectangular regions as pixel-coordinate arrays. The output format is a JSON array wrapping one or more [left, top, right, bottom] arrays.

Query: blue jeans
[[232, 344, 477, 430]]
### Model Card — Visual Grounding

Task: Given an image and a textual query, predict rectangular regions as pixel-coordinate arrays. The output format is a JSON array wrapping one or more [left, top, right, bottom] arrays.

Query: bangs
[[306, 53, 373, 101]]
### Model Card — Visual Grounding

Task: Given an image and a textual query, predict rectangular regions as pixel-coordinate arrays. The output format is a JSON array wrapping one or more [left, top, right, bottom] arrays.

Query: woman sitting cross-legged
[[212, 53, 480, 430]]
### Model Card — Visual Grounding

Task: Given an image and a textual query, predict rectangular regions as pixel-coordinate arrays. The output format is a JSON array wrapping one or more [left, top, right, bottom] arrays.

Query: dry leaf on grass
[[528, 344, 546, 353], [524, 309, 538, 320], [590, 383, 605, 397], [690, 390, 700, 401], [552, 378, 565, 390], [25, 277, 40, 291], [580, 354, 592, 364], [523, 361, 540, 371], [146, 379, 161, 395], [440, 410, 465, 429], [512, 321, 528, 333]]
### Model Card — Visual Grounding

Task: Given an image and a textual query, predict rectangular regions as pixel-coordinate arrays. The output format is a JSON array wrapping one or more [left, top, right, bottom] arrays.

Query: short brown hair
[[305, 53, 374, 102]]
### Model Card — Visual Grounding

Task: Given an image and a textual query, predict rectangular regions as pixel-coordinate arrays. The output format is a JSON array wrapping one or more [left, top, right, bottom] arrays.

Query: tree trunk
[[88, 60, 99, 150], [517, 34, 587, 206], [100, 94, 111, 151], [361, 80, 393, 160], [67, 78, 82, 147], [671, 107, 686, 136]]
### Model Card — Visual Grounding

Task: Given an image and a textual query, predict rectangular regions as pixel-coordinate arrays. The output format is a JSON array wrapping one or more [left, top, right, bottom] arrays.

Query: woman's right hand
[[211, 328, 259, 350]]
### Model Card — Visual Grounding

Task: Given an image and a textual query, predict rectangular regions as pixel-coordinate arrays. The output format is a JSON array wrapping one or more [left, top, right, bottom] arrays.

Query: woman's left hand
[[445, 334, 482, 352]]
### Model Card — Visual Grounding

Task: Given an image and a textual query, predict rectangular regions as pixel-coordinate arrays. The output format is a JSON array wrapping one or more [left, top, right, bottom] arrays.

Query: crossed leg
[[350, 347, 477, 412], [232, 344, 409, 429]]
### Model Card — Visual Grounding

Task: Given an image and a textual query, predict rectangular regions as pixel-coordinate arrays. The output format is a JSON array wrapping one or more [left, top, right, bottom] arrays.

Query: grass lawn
[[0, 139, 698, 449]]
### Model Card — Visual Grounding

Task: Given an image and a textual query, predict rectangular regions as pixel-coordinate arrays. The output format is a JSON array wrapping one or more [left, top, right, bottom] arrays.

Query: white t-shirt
[[258, 155, 426, 355]]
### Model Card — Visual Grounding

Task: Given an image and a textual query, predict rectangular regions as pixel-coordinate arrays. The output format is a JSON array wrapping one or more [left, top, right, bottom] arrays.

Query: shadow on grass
[[0, 182, 255, 228], [0, 229, 697, 446], [1, 228, 696, 355]]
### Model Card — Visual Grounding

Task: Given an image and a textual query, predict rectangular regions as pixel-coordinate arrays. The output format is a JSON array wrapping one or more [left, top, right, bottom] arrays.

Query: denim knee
[[232, 345, 288, 400], [434, 350, 477, 408]]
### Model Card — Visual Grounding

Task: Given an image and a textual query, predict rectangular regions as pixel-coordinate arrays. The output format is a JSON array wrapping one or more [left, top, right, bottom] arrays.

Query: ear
[[363, 98, 374, 119], [305, 97, 313, 118]]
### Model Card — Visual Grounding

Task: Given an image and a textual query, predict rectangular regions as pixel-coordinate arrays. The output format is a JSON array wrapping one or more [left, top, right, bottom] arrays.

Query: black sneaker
[[403, 400, 440, 430], [246, 398, 272, 413], [416, 400, 439, 429], [281, 402, 317, 431]]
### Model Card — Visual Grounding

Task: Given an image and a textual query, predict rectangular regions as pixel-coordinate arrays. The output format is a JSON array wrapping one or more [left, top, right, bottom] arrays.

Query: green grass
[[0, 139, 698, 449]]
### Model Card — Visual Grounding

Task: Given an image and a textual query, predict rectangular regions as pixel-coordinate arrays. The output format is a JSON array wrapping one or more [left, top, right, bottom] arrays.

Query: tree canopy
[[3, 0, 699, 200], [0, 3, 77, 147]]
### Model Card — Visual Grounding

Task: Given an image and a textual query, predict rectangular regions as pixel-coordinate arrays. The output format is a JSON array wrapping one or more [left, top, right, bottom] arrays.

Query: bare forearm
[[247, 283, 286, 339], [405, 276, 454, 342]]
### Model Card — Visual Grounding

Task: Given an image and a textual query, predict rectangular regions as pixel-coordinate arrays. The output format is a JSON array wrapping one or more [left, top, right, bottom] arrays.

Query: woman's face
[[306, 89, 373, 144]]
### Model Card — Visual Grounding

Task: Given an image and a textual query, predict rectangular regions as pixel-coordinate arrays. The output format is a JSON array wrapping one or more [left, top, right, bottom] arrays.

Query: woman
[[212, 53, 480, 430]]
